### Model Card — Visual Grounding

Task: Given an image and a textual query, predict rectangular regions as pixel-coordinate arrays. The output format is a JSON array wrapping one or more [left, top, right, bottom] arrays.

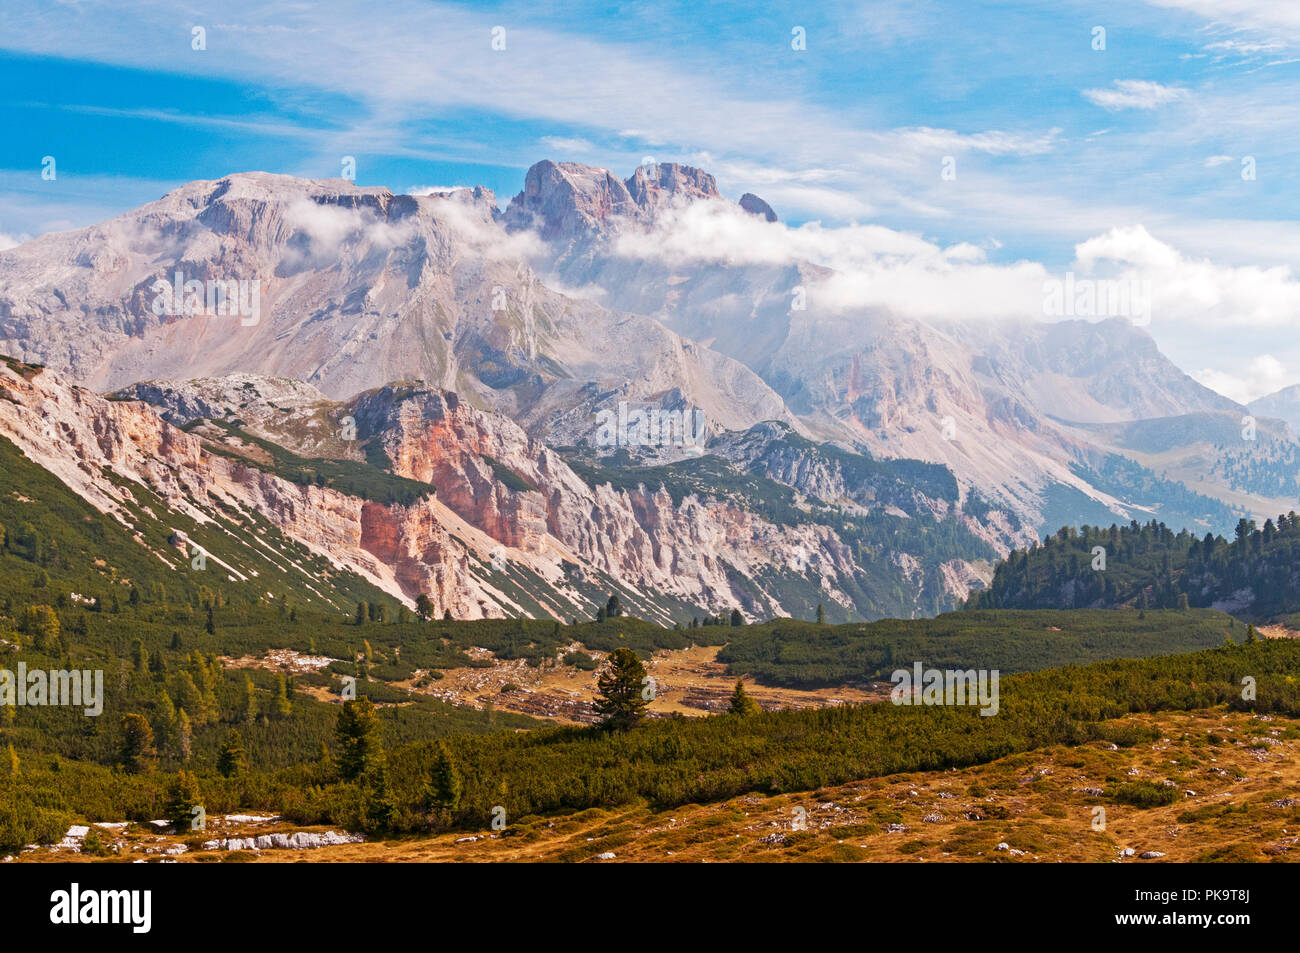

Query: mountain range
[[2, 159, 1297, 620]]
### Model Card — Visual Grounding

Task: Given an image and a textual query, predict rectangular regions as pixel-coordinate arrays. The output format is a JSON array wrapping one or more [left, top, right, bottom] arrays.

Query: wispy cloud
[[1082, 80, 1189, 111], [1194, 354, 1289, 404]]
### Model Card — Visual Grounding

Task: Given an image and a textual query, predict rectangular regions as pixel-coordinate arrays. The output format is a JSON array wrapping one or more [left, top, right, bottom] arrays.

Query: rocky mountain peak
[[739, 192, 778, 222], [503, 160, 640, 240], [624, 162, 721, 212], [503, 160, 722, 241]]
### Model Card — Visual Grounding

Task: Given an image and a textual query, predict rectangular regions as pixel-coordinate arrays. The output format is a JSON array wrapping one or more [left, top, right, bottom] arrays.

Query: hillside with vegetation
[[716, 608, 1237, 688], [1, 418, 1291, 860], [967, 514, 1300, 622]]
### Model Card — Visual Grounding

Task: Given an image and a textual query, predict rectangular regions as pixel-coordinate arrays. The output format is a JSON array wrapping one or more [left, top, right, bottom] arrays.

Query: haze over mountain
[[1250, 384, 1300, 434]]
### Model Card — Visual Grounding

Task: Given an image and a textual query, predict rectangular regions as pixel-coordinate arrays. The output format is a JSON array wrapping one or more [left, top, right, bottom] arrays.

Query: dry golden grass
[[407, 644, 889, 725]]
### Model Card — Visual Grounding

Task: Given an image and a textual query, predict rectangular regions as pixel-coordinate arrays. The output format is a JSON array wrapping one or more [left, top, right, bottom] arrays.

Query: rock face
[[1, 361, 1001, 621], [0, 170, 790, 447]]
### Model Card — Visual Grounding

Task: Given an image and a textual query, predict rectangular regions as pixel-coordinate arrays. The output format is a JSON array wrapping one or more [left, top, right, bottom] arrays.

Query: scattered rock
[[220, 831, 363, 851]]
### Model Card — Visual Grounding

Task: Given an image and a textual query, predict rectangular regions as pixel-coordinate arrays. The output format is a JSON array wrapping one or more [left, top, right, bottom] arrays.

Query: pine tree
[[363, 755, 397, 832], [164, 770, 203, 832], [128, 638, 147, 673], [316, 740, 336, 780], [5, 742, 18, 776], [728, 678, 761, 716], [355, 602, 368, 626], [217, 729, 248, 778], [153, 689, 176, 749], [22, 605, 60, 654], [244, 675, 258, 723], [816, 603, 826, 624], [174, 671, 203, 723], [593, 648, 649, 730], [205, 606, 215, 635], [730, 608, 743, 626], [335, 697, 382, 780], [425, 742, 462, 817], [415, 593, 434, 621], [274, 672, 292, 717], [1247, 624, 1260, 643], [119, 713, 156, 774]]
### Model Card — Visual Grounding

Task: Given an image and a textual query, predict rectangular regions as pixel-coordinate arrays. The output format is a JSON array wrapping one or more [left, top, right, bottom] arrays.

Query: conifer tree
[[728, 678, 761, 716], [363, 755, 397, 832], [593, 648, 649, 730], [335, 697, 382, 780], [316, 740, 336, 780], [164, 770, 203, 832], [217, 729, 248, 778], [244, 675, 258, 723], [119, 713, 156, 774], [425, 741, 462, 818], [274, 672, 292, 717]]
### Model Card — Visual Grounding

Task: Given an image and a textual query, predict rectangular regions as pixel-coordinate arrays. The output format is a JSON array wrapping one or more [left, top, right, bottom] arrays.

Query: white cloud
[[1204, 154, 1235, 167], [407, 185, 471, 196], [603, 204, 1300, 338], [1145, 1, 1300, 39], [1193, 355, 1289, 404], [0, 0, 1065, 237], [0, 232, 21, 251], [610, 199, 1049, 321], [1204, 39, 1285, 56], [1073, 225, 1300, 328], [539, 136, 595, 155], [1082, 80, 1189, 111]]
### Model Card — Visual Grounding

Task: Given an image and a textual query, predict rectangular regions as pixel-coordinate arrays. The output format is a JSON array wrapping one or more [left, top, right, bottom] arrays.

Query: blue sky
[[4, 0, 1300, 401]]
